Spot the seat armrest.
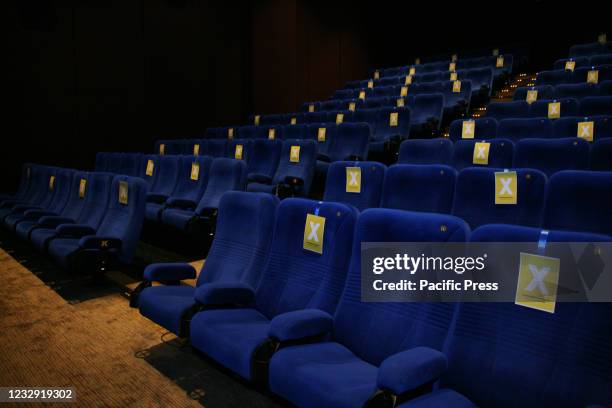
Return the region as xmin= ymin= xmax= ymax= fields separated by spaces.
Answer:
xmin=269 ymin=309 xmax=333 ymax=342
xmin=194 ymin=282 xmax=255 ymax=307
xmin=146 ymin=193 xmax=169 ymax=204
xmin=166 ymin=197 xmax=197 ymax=209
xmin=38 ymin=216 xmax=75 ymax=228
xmin=78 ymin=235 xmax=122 ymax=250
xmin=143 ymin=263 xmax=197 ymax=282
xmin=377 ymin=347 xmax=447 ymax=396
xmin=55 ymin=224 xmax=97 ymax=238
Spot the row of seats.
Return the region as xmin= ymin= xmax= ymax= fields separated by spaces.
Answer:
xmin=397 ymin=137 xmax=611 ymax=175
xmin=554 ymin=53 xmax=612 ymax=70
xmin=569 ymin=40 xmax=612 ymax=57
xmin=134 ymin=188 xmax=611 ymax=408
xmin=485 ymin=96 xmax=612 ymax=119
xmin=515 ymin=80 xmax=612 ymax=101
xmin=323 ymin=161 xmax=612 ymax=233
xmin=536 ymin=64 xmax=611 ymax=86
xmin=448 ymin=115 xmax=612 ymax=142
xmin=0 ymin=164 xmax=146 ymax=271
xmin=343 ymin=67 xmax=494 ymax=98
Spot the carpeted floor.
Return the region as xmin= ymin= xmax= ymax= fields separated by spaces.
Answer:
xmin=0 ymin=246 xmax=284 ymax=408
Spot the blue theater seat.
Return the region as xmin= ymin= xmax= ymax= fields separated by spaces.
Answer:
xmin=140 ymin=155 xmax=160 ymax=190
xmin=452 ymin=167 xmax=546 ymax=228
xmin=247 ymin=140 xmax=316 ymax=198
xmin=322 ymin=161 xmax=385 ymax=211
xmin=571 ymin=65 xmax=612 ymax=84
xmin=227 ymin=139 xmax=253 ymax=163
xmin=1 ymin=166 xmax=57 ymax=222
xmin=513 ymin=138 xmax=590 ymax=177
xmin=513 ymin=85 xmax=555 ymax=102
xmin=600 ymin=80 xmax=612 ymax=95
xmin=329 ymin=123 xmax=370 ymax=161
xmin=590 ymin=54 xmax=612 ymax=66
xmin=137 ymin=192 xmax=278 ymax=336
xmin=543 ymin=170 xmax=612 ymax=236
xmin=590 ymin=138 xmax=612 ymax=170
xmin=154 ymin=156 xmax=213 ymax=222
xmin=410 ymin=93 xmax=444 ymax=133
xmin=451 ymin=139 xmax=514 ymax=170
xmin=30 ymin=172 xmax=113 ymax=251
xmin=308 ymin=124 xmax=336 ymax=162
xmin=579 ymin=96 xmax=612 ymax=116
xmin=281 ymin=124 xmax=308 ymax=140
xmin=529 ymin=98 xmax=579 ymax=118
xmin=570 ymin=41 xmax=612 ymax=57
xmin=303 ymin=112 xmax=330 ymax=124
xmin=189 ymin=198 xmax=358 ymax=381
xmin=381 ymin=164 xmax=456 ymax=213
xmin=0 ymin=164 xmax=35 ymax=205
xmin=13 ymin=169 xmax=75 ymax=239
xmin=350 ymin=108 xmax=379 ymax=128
xmin=236 ymin=126 xmax=259 ymax=139
xmin=398 ymin=139 xmax=453 ymax=165
xmin=122 ymin=153 xmax=144 ymax=177
xmin=247 ymin=139 xmax=282 ymax=184
xmin=449 ymin=118 xmax=498 ymax=141
xmin=497 ymin=118 xmax=553 ymax=141
xmin=536 ymin=69 xmax=571 ymax=86
xmin=268 ymin=208 xmax=469 ymax=408
xmin=486 ymin=101 xmax=529 ymax=120
xmin=371 ymin=107 xmax=410 ymax=153
xmin=553 ymin=115 xmax=612 ymax=139
xmin=144 ymin=156 xmax=180 ymax=222
xmin=161 ymin=158 xmax=246 ymax=232
xmin=203 ymin=139 xmax=228 ymax=157
xmin=47 ymin=175 xmax=147 ymax=271
xmin=553 ymin=57 xmax=589 ymax=70
xmin=458 ymin=67 xmax=494 ymax=97
xmin=94 ymin=153 xmax=108 ymax=172
xmin=555 ymin=83 xmax=599 ymax=99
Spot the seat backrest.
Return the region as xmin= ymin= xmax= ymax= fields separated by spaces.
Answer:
xmin=411 ymin=93 xmax=444 ymax=124
xmin=536 ymin=69 xmax=571 ymax=86
xmin=449 ymin=118 xmax=498 ymax=142
xmin=96 ymin=175 xmax=148 ymax=263
xmin=571 ymin=65 xmax=611 ymax=84
xmin=227 ymin=139 xmax=253 ymax=164
xmin=579 ymin=95 xmax=612 ymax=116
xmin=46 ymin=168 xmax=73 ymax=214
xmin=555 ymin=83 xmax=599 ymax=99
xmin=590 ymin=138 xmax=612 ymax=171
xmin=196 ymin=158 xmax=247 ymax=213
xmin=381 ymin=164 xmax=456 ymax=213
xmin=513 ymin=85 xmax=555 ymax=102
xmin=196 ymin=192 xmax=279 ymax=287
xmin=375 ymin=107 xmax=411 ymax=140
xmin=236 ymin=126 xmax=259 ymax=139
xmin=303 ymin=112 xmax=329 ymax=124
xmin=254 ymin=198 xmax=358 ymax=319
xmin=150 ymin=155 xmax=180 ymax=196
xmin=513 ymin=138 xmax=590 ymax=177
xmin=553 ymin=57 xmax=589 ymax=70
xmin=543 ymin=170 xmax=612 ymax=236
xmin=485 ymin=101 xmax=529 ymax=120
xmin=332 ymin=208 xmax=469 ymax=366
xmin=330 ymin=123 xmax=370 ymax=161
xmin=529 ymin=98 xmax=579 ymax=118
xmin=452 ymin=139 xmax=514 ymax=170
xmin=350 ymin=108 xmax=379 ymax=128
xmin=442 ymin=80 xmax=472 ymax=107
xmin=140 ymin=155 xmax=160 ymax=189
xmin=59 ymin=171 xmax=90 ymax=220
xmin=76 ymin=172 xmax=113 ymax=228
xmin=272 ymin=140 xmax=317 ymax=196
xmin=36 ymin=167 xmax=60 ymax=208
xmin=497 ymin=118 xmax=553 ymax=141
xmin=553 ymin=115 xmax=612 ymax=140
xmin=398 ymin=138 xmax=453 ymax=165
xmin=204 ymin=139 xmax=228 ymax=157
xmin=452 ymin=167 xmax=546 ymax=228
xmin=122 ymin=153 xmax=143 ymax=177
xmin=95 ymin=153 xmax=108 ymax=172
xmin=171 ymin=155 xmax=213 ymax=203
xmin=590 ymin=53 xmax=612 ymax=66
xmin=600 ymin=80 xmax=612 ymax=96
xmin=323 ymin=161 xmax=385 ymax=211
xmin=307 ymin=123 xmax=336 ymax=158
xmin=248 ymin=139 xmax=282 ymax=180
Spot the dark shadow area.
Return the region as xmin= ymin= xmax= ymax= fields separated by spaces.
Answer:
xmin=137 ymin=338 xmax=285 ymax=408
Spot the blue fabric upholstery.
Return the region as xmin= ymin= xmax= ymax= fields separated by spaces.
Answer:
xmin=543 ymin=170 xmax=612 ymax=236
xmin=529 ymin=98 xmax=579 ymax=118
xmin=139 ymin=192 xmax=278 ymax=335
xmin=449 ymin=118 xmax=498 ymax=141
xmin=410 ymin=94 xmax=444 ymax=131
xmin=381 ymin=164 xmax=456 ymax=213
xmin=553 ymin=57 xmax=589 ymax=70
xmin=513 ymin=138 xmax=590 ymax=176
xmin=497 ymin=118 xmax=553 ymax=141
xmin=452 ymin=139 xmax=514 ymax=170
xmin=536 ymin=69 xmax=571 ymax=86
xmin=268 ymin=309 xmax=334 ymax=342
xmin=579 ymin=96 xmax=612 ymax=116
xmin=452 ymin=167 xmax=546 ymax=228
xmin=193 ymin=158 xmax=246 ymax=214
xmin=590 ymin=138 xmax=612 ymax=170
xmin=194 ymin=282 xmax=256 ymax=306
xmin=513 ymin=85 xmax=555 ymax=101
xmin=486 ymin=101 xmax=529 ymax=120
xmin=190 ymin=199 xmax=358 ymax=380
xmin=377 ymin=347 xmax=447 ymax=395
xmin=556 ymin=83 xmax=599 ymax=99
xmin=247 ymin=139 xmax=282 ymax=184
xmin=332 ymin=123 xmax=370 ymax=160
xmin=268 ymin=208 xmax=469 ymax=408
xmin=553 ymin=115 xmax=612 ymax=140
xmin=398 ymin=139 xmax=453 ymax=164
xmin=323 ymin=161 xmax=385 ymax=211
xmin=164 ymin=155 xmax=213 ymax=211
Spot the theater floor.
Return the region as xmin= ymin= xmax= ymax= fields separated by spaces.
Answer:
xmin=0 ymin=247 xmax=283 ymax=408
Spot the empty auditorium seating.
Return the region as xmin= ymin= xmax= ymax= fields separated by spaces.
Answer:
xmin=513 ymin=138 xmax=589 ymax=176
xmin=189 ymin=198 xmax=358 ymax=380
xmin=555 ymin=83 xmax=599 ymax=99
xmin=248 ymin=140 xmax=316 ymax=198
xmin=448 ymin=118 xmax=498 ymax=141
xmin=553 ymin=57 xmax=589 ymax=70
xmin=486 ymin=101 xmax=529 ymax=119
xmin=47 ymin=175 xmax=147 ymax=271
xmin=0 ymin=163 xmax=33 ymax=203
xmin=397 ymin=139 xmax=453 ymax=165
xmin=590 ymin=138 xmax=612 ymax=171
xmin=161 ymin=158 xmax=246 ymax=233
xmin=553 ymin=115 xmax=612 ymax=140
xmin=268 ymin=208 xmax=469 ymax=408
xmin=203 ymin=139 xmax=228 ymax=157
xmin=497 ymin=118 xmax=552 ymax=141
xmin=579 ymin=96 xmax=612 ymax=116
xmin=246 ymin=139 xmax=282 ymax=184
xmin=570 ymin=41 xmax=612 ymax=57
xmin=452 ymin=167 xmax=546 ymax=228
xmin=322 ymin=161 xmax=385 ymax=211
xmin=572 ymin=65 xmax=611 ymax=83
xmin=409 ymin=93 xmax=445 ymax=134
xmin=30 ymin=172 xmax=114 ymax=252
xmin=137 ymin=192 xmax=278 ymax=336
xmin=144 ymin=155 xmax=180 ymax=221
xmin=529 ymin=98 xmax=579 ymax=118
xmin=370 ymin=107 xmax=410 ymax=153
xmin=536 ymin=69 xmax=572 ymax=86
xmin=381 ymin=164 xmax=457 ymax=213
xmin=513 ymin=85 xmax=555 ymax=102
xmin=326 ymin=123 xmax=370 ymax=162
xmin=451 ymin=139 xmax=514 ymax=170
